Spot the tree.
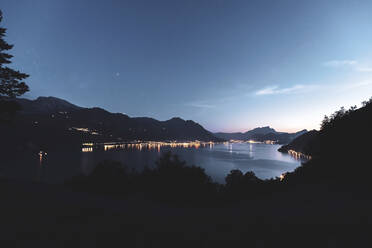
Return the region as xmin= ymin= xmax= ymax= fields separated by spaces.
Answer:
xmin=0 ymin=10 xmax=29 ymax=98
xmin=320 ymin=115 xmax=330 ymax=130
xmin=225 ymin=169 xmax=244 ymax=188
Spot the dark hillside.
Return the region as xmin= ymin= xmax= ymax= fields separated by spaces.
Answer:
xmin=283 ymin=98 xmax=372 ymax=185
xmin=1 ymin=96 xmax=221 ymax=152
xmin=278 ymin=130 xmax=320 ymax=156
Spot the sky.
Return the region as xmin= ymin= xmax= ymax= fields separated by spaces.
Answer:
xmin=1 ymin=0 xmax=372 ymax=133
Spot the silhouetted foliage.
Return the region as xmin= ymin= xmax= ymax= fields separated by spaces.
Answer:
xmin=67 ymin=160 xmax=131 ymax=195
xmin=283 ymin=96 xmax=372 ymax=186
xmin=147 ymin=152 xmax=217 ymax=203
xmin=90 ymin=160 xmax=128 ymax=192
xmin=225 ymin=169 xmax=244 ymax=188
xmin=67 ymin=152 xmax=220 ymax=204
xmin=0 ymin=10 xmax=29 ymax=98
xmin=223 ymin=169 xmax=268 ymax=200
xmin=0 ymin=10 xmax=29 ymax=122
xmin=0 ymin=99 xmax=21 ymax=121
xmin=320 ymin=98 xmax=371 ymax=131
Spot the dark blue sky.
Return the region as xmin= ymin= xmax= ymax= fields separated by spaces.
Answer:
xmin=2 ymin=0 xmax=372 ymax=132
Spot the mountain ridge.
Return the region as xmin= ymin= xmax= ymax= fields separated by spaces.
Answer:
xmin=8 ymin=96 xmax=222 ymax=145
xmin=8 ymin=96 xmax=309 ymax=146
xmin=15 ymin=96 xmax=82 ymax=114
xmin=214 ymin=127 xmax=307 ymax=144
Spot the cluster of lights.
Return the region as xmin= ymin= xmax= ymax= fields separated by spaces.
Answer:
xmin=81 ymin=139 xmax=279 ymax=153
xmin=263 ymin=140 xmax=276 ymax=144
xmin=71 ymin=127 xmax=90 ymax=132
xmin=229 ymin=139 xmax=277 ymax=144
xmin=82 ymin=141 xmax=215 ymax=153
xmin=82 ymin=147 xmax=93 ymax=152
xmin=70 ymin=127 xmax=100 ymax=135
xmin=38 ymin=151 xmax=47 ymax=164
xmin=287 ymin=149 xmax=312 ymax=160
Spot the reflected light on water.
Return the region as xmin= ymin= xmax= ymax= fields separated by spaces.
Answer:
xmin=287 ymin=149 xmax=312 ymax=160
xmin=38 ymin=151 xmax=47 ymax=165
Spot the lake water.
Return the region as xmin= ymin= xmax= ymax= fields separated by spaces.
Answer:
xmin=2 ymin=142 xmax=303 ymax=184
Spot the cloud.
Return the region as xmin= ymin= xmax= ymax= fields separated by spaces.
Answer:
xmin=255 ymin=86 xmax=279 ymax=95
xmin=344 ymin=80 xmax=372 ymax=90
xmin=323 ymin=60 xmax=372 ymax=73
xmin=184 ymin=101 xmax=215 ymax=108
xmin=356 ymin=67 xmax=372 ymax=72
xmin=255 ymin=84 xmax=315 ymax=96
xmin=323 ymin=60 xmax=357 ymax=67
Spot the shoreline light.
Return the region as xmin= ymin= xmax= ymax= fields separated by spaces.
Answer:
xmin=287 ymin=149 xmax=312 ymax=160
xmin=81 ymin=139 xmax=280 ymax=153
xmin=82 ymin=140 xmax=215 ymax=152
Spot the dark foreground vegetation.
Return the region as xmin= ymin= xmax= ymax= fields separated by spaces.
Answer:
xmin=2 ymin=153 xmax=372 ymax=247
xmin=281 ymin=97 xmax=372 ymax=188
xmin=65 ymin=152 xmax=282 ymax=206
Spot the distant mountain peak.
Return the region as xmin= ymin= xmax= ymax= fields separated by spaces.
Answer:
xmin=36 ymin=96 xmax=64 ymax=101
xmin=246 ymin=126 xmax=276 ymax=135
xmin=166 ymin=117 xmax=186 ymax=123
xmin=13 ymin=95 xmax=221 ymax=142
xmin=213 ymin=126 xmax=309 ymax=144
xmin=16 ymin=96 xmax=81 ymax=114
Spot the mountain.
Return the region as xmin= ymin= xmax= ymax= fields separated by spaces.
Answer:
xmin=246 ymin=126 xmax=277 ymax=136
xmin=214 ymin=127 xmax=307 ymax=144
xmin=251 ymin=129 xmax=308 ymax=144
xmin=1 ymin=96 xmax=222 ymax=151
xmin=15 ymin=96 xmax=82 ymax=114
xmin=214 ymin=126 xmax=276 ymax=140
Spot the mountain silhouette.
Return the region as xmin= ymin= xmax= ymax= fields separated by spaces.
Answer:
xmin=278 ymin=130 xmax=319 ymax=156
xmin=15 ymin=96 xmax=82 ymax=114
xmin=214 ymin=126 xmax=276 ymax=140
xmin=1 ymin=96 xmax=222 ymax=151
xmin=214 ymin=127 xmax=307 ymax=144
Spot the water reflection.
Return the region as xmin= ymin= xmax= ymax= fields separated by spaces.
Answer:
xmin=1 ymin=142 xmax=305 ymax=184
xmin=79 ymin=142 xmax=304 ymax=183
xmin=287 ymin=149 xmax=312 ymax=160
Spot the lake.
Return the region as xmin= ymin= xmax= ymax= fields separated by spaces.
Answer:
xmin=2 ymin=142 xmax=303 ymax=184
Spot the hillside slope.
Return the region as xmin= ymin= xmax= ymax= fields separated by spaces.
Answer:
xmin=283 ymin=98 xmax=372 ymax=185
xmin=278 ymin=130 xmax=319 ymax=156
xmin=1 ymin=96 xmax=222 ymax=151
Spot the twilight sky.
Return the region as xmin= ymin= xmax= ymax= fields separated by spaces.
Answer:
xmin=1 ymin=0 xmax=372 ymax=132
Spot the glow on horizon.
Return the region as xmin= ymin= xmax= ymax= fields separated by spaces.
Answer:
xmin=205 ymin=78 xmax=372 ymax=133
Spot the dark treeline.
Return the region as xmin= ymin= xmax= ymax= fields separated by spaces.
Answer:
xmin=0 ymin=10 xmax=29 ymax=122
xmin=281 ymin=97 xmax=372 ymax=187
xmin=66 ymin=151 xmax=283 ymax=205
